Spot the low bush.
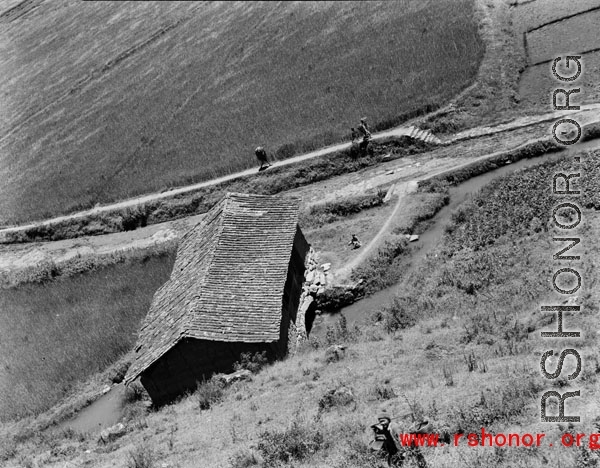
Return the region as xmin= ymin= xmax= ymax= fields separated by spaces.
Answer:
xmin=110 ymin=360 xmax=131 ymax=384
xmin=123 ymin=382 xmax=147 ymax=404
xmin=233 ymin=351 xmax=268 ymax=374
xmin=368 ymin=384 xmax=396 ymax=401
xmin=127 ymin=443 xmax=156 ymax=468
xmin=256 ymin=419 xmax=326 ymax=465
xmin=196 ymin=377 xmax=225 ymax=410
xmin=378 ymin=295 xmax=420 ymax=333
xmin=229 ymin=448 xmax=261 ymax=468
xmin=318 ymin=387 xmax=356 ymax=413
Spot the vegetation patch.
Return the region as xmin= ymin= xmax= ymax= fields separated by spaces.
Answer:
xmin=255 ymin=419 xmax=326 ymax=466
xmin=299 ymin=191 xmax=386 ymax=229
xmin=0 ymin=253 xmax=175 ymax=422
xmin=441 ymin=155 xmax=599 ymax=254
xmin=0 ymin=242 xmax=176 ymax=289
xmin=418 ymin=138 xmax=563 ymax=192
xmin=196 ymin=377 xmax=225 ymax=411
xmin=350 ymin=236 xmax=409 ymax=296
xmin=233 ymin=351 xmax=268 ymax=374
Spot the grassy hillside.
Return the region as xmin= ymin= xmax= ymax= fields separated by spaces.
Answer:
xmin=4 ymin=150 xmax=598 ymax=467
xmin=0 ymin=0 xmax=484 ymax=225
xmin=0 ymin=252 xmax=175 ymax=421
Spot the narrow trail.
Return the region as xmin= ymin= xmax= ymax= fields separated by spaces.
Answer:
xmin=333 ymin=181 xmax=418 ymax=281
xmin=1 ymin=105 xmax=598 ymax=240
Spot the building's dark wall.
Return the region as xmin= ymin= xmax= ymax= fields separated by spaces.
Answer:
xmin=141 ymin=339 xmax=277 ymax=405
xmin=278 ymin=227 xmax=309 ymax=356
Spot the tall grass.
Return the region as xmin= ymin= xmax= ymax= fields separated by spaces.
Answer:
xmin=0 ymin=0 xmax=484 ymax=225
xmin=0 ymin=253 xmax=175 ymax=421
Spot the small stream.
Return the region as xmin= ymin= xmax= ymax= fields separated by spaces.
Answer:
xmin=311 ymin=139 xmax=599 ymax=337
xmin=58 ymin=384 xmax=127 ymax=434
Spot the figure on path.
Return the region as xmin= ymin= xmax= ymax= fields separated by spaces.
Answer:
xmin=255 ymin=146 xmax=271 ymax=171
xmin=348 ymin=234 xmax=362 ymax=249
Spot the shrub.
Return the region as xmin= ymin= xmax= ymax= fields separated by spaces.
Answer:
xmin=110 ymin=360 xmax=131 ymax=384
xmin=233 ymin=351 xmax=268 ymax=374
xmin=379 ymin=295 xmax=419 ymax=333
xmin=127 ymin=443 xmax=156 ymax=468
xmin=229 ymin=448 xmax=261 ymax=468
xmin=256 ymin=420 xmax=326 ymax=464
xmin=196 ymin=377 xmax=225 ymax=410
xmin=123 ymin=382 xmax=147 ymax=404
xmin=368 ymin=384 xmax=396 ymax=401
xmin=318 ymin=387 xmax=356 ymax=413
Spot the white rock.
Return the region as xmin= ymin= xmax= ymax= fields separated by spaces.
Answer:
xmin=101 ymin=385 xmax=111 ymax=395
xmin=99 ymin=423 xmax=126 ymax=443
xmin=217 ymin=369 xmax=252 ymax=385
xmin=322 ymin=263 xmax=331 ymax=271
xmin=305 ymin=271 xmax=315 ymax=282
xmin=409 ymin=234 xmax=419 ymax=242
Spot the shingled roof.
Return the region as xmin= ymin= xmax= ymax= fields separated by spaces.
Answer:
xmin=124 ymin=192 xmax=302 ymax=384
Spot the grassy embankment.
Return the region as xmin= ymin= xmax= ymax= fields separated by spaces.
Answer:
xmin=0 ymin=0 xmax=483 ymax=226
xmin=0 ymin=253 xmax=175 ymax=422
xmin=4 ymin=137 xmax=434 ymax=243
xmin=5 ymin=149 xmax=598 ymax=468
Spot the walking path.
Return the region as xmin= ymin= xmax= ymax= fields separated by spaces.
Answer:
xmin=3 ymin=103 xmax=598 ymax=238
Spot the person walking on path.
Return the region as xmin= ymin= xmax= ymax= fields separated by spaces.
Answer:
xmin=358 ymin=117 xmax=372 ymax=152
xmin=358 ymin=117 xmax=371 ymax=141
xmin=255 ymin=146 xmax=271 ymax=171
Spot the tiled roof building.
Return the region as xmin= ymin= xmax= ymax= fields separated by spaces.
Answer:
xmin=124 ymin=192 xmax=309 ymax=404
